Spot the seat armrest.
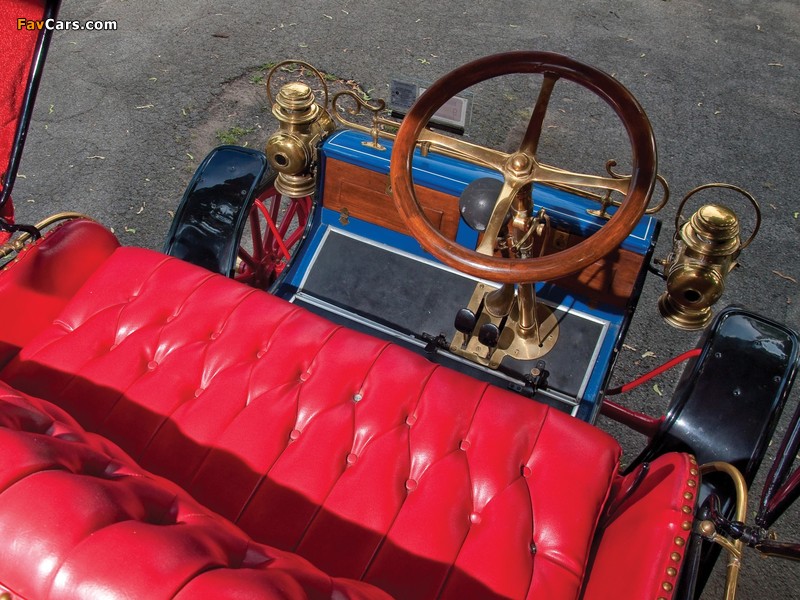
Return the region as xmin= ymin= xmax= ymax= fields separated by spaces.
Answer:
xmin=581 ymin=452 xmax=699 ymax=600
xmin=0 ymin=219 xmax=118 ymax=366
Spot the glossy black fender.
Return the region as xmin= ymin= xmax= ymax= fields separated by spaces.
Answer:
xmin=634 ymin=306 xmax=798 ymax=485
xmin=631 ymin=306 xmax=799 ymax=597
xmin=164 ymin=145 xmax=271 ymax=276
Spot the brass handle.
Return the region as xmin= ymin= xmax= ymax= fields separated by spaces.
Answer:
xmin=675 ymin=183 xmax=761 ymax=250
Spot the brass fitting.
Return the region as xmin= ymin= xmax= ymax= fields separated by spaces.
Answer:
xmin=658 ymin=184 xmax=760 ymax=330
xmin=265 ymin=76 xmax=335 ymax=198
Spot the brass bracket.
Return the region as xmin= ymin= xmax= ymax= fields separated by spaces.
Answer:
xmin=331 ymin=91 xmax=401 ymax=151
xmin=585 ymin=159 xmax=670 ymax=219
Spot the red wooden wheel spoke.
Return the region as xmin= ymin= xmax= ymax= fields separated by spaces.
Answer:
xmin=233 ymin=185 xmax=312 ymax=289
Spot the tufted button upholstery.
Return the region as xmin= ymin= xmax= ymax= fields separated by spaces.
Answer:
xmin=0 ymin=384 xmax=389 ymax=599
xmin=2 ymin=246 xmax=623 ymax=598
xmin=0 ymin=224 xmax=698 ymax=599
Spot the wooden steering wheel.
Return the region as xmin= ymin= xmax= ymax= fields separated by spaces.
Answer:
xmin=390 ymin=51 xmax=657 ymax=284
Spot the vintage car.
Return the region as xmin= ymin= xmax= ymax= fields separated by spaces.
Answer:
xmin=1 ymin=0 xmax=798 ymax=598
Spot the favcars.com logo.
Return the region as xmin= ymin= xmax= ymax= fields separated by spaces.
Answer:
xmin=17 ymin=18 xmax=118 ymax=31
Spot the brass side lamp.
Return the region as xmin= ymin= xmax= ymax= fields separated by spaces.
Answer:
xmin=658 ymin=184 xmax=760 ymax=330
xmin=264 ymin=61 xmax=335 ymax=198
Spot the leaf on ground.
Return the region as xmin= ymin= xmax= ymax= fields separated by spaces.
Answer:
xmin=642 ymin=351 xmax=656 ymax=359
xmin=124 ymin=226 xmax=136 ymax=234
xmin=653 ymin=383 xmax=663 ymax=397
xmin=773 ymin=270 xmax=798 ymax=283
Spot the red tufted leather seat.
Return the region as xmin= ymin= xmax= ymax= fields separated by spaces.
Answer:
xmin=0 ymin=384 xmax=389 ymax=599
xmin=0 ymin=220 xmax=698 ymax=599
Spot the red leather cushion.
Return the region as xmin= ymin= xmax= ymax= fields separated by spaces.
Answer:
xmin=0 ymin=382 xmax=389 ymax=599
xmin=0 ymin=219 xmax=119 ymax=366
xmin=2 ymin=246 xmax=623 ymax=599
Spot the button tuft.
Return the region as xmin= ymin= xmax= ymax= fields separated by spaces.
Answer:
xmin=289 ymin=429 xmax=301 ymax=441
xmin=405 ymin=479 xmax=418 ymax=491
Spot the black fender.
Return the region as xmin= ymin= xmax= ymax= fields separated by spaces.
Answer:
xmin=631 ymin=305 xmax=799 ymax=597
xmin=164 ymin=145 xmax=271 ymax=276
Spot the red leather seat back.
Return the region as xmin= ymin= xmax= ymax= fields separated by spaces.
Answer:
xmin=3 ymin=246 xmax=623 ymax=599
xmin=0 ymin=0 xmax=50 ymax=227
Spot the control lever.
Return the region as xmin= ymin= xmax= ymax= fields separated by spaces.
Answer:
xmin=454 ymin=308 xmax=477 ymax=349
xmin=478 ymin=323 xmax=500 ymax=348
xmin=454 ymin=308 xmax=477 ymax=334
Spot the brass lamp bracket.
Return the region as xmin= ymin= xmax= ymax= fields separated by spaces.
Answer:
xmin=331 ymin=91 xmax=396 ymax=151
xmin=585 ymin=159 xmax=670 ymax=219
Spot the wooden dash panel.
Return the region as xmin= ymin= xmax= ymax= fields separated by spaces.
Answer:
xmin=321 ymin=158 xmax=647 ymax=308
xmin=322 ymin=158 xmax=461 ymax=240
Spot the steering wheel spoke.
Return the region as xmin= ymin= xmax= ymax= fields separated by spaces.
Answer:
xmin=417 ymin=128 xmax=509 ymax=172
xmin=476 ymin=180 xmax=523 ymax=255
xmin=533 ymin=162 xmax=631 ymax=195
xmin=519 ymin=73 xmax=559 ymax=156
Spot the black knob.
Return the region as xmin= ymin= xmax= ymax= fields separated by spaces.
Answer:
xmin=459 ymin=177 xmax=508 ymax=232
xmin=478 ymin=323 xmax=501 ymax=348
xmin=454 ymin=308 xmax=477 ymax=335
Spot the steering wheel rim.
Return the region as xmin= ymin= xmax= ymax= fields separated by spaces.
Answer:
xmin=390 ymin=51 xmax=657 ymax=284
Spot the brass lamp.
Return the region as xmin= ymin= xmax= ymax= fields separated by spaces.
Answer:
xmin=264 ymin=62 xmax=335 ymax=198
xmin=658 ymin=183 xmax=760 ymax=330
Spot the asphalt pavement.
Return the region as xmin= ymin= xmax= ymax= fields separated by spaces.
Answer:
xmin=11 ymin=0 xmax=800 ymax=598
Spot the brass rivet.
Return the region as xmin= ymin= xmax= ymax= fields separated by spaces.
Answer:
xmin=682 ymin=521 xmax=692 ymax=531
xmin=662 ymin=582 xmax=674 ymax=592
xmin=682 ymin=505 xmax=692 ymax=514
xmin=671 ymin=552 xmax=681 ymax=562
xmin=690 ymin=468 xmax=699 ymax=476
xmin=688 ymin=479 xmax=697 ymax=487
xmin=684 ymin=492 xmax=694 ymax=500
xmin=675 ymin=536 xmax=685 ymax=546
xmin=667 ymin=567 xmax=678 ymax=577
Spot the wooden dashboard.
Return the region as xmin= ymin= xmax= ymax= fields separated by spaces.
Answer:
xmin=321 ymin=157 xmax=648 ymax=309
